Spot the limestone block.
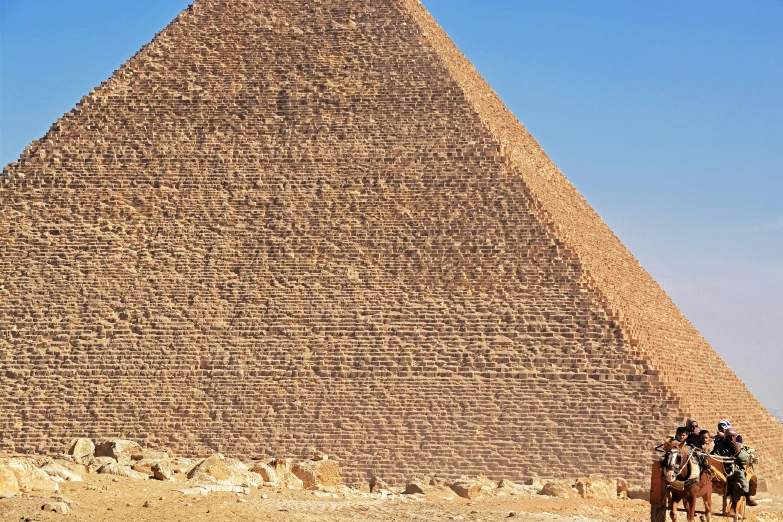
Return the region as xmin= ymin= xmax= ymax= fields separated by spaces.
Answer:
xmin=404 ymin=475 xmax=431 ymax=495
xmin=249 ymin=461 xmax=278 ymax=485
xmin=40 ymin=461 xmax=83 ymax=482
xmin=131 ymin=458 xmax=168 ymax=476
xmin=87 ymin=456 xmax=117 ymax=473
xmin=450 ymin=478 xmax=483 ymax=499
xmin=539 ymin=480 xmax=576 ymax=499
xmin=268 ymin=458 xmax=304 ymax=490
xmin=576 ymin=474 xmax=617 ymax=499
xmin=3 ymin=458 xmax=58 ymax=493
xmin=94 ymin=438 xmax=143 ymax=464
xmin=187 ymin=454 xmax=263 ymax=488
xmin=368 ymin=475 xmax=390 ymax=493
xmin=98 ymin=462 xmax=149 ymax=480
xmin=68 ymin=438 xmax=95 ymax=459
xmin=292 ymin=459 xmax=342 ymax=490
xmin=153 ymin=461 xmax=175 ymax=481
xmin=0 ymin=462 xmax=20 ymax=497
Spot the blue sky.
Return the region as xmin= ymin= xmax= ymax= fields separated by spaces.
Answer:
xmin=1 ymin=1 xmax=781 ymax=413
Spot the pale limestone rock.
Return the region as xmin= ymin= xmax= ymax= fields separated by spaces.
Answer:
xmin=68 ymin=438 xmax=95 ymax=458
xmin=404 ymin=475 xmax=431 ymax=495
xmin=249 ymin=461 xmax=278 ymax=485
xmin=576 ymin=474 xmax=617 ymax=499
xmin=131 ymin=458 xmax=165 ymax=476
xmin=153 ymin=461 xmax=174 ymax=481
xmin=539 ymin=479 xmax=576 ymax=499
xmin=40 ymin=461 xmax=83 ymax=482
xmin=187 ymin=454 xmax=263 ymax=488
xmin=450 ymin=478 xmax=483 ymax=499
xmin=0 ymin=462 xmax=20 ymax=497
xmin=41 ymin=501 xmax=69 ymax=514
xmin=369 ymin=475 xmax=390 ymax=493
xmin=97 ymin=461 xmax=149 ymax=480
xmin=87 ymin=456 xmax=116 ymax=473
xmin=268 ymin=458 xmax=304 ymax=490
xmin=4 ymin=458 xmax=59 ymax=493
xmin=131 ymin=450 xmax=169 ymax=461
xmin=94 ymin=438 xmax=142 ymax=464
xmin=292 ymin=459 xmax=342 ymax=490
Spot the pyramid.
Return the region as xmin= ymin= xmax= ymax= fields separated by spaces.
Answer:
xmin=2 ymin=0 xmax=781 ymax=484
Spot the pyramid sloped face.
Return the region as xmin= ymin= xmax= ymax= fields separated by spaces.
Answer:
xmin=2 ymin=0 xmax=781 ymax=483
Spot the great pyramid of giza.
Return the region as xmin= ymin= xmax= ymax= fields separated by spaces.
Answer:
xmin=2 ymin=0 xmax=781 ymax=485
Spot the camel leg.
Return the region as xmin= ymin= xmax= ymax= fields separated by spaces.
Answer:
xmin=703 ymin=492 xmax=711 ymax=522
xmin=686 ymin=498 xmax=696 ymax=522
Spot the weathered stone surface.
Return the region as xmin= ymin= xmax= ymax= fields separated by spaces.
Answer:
xmin=3 ymin=458 xmax=58 ymax=493
xmin=131 ymin=450 xmax=170 ymax=462
xmin=250 ymin=462 xmax=278 ymax=485
xmin=153 ymin=461 xmax=175 ymax=481
xmin=369 ymin=475 xmax=390 ymax=493
xmin=292 ymin=459 xmax=342 ymax=490
xmin=94 ymin=439 xmax=143 ymax=464
xmin=267 ymin=459 xmax=304 ymax=490
xmin=576 ymin=474 xmax=617 ymax=499
xmin=87 ymin=456 xmax=117 ymax=473
xmin=450 ymin=479 xmax=482 ymax=500
xmin=404 ymin=476 xmax=432 ymax=495
xmin=41 ymin=501 xmax=69 ymax=514
xmin=0 ymin=463 xmax=20 ymax=497
xmin=98 ymin=462 xmax=149 ymax=480
xmin=40 ymin=461 xmax=83 ymax=482
xmin=187 ymin=454 xmax=263 ymax=488
xmin=131 ymin=458 xmax=170 ymax=477
xmin=68 ymin=438 xmax=95 ymax=459
xmin=539 ymin=480 xmax=576 ymax=499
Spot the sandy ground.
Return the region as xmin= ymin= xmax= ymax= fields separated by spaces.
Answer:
xmin=2 ymin=473 xmax=783 ymax=522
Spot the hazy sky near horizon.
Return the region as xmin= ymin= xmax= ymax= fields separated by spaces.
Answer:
xmin=1 ymin=2 xmax=781 ymax=413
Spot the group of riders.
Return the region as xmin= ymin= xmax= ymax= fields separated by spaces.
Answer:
xmin=661 ymin=418 xmax=758 ymax=514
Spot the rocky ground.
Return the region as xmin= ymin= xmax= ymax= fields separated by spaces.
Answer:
xmin=2 ymin=438 xmax=782 ymax=522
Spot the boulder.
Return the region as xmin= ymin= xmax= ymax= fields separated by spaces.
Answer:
xmin=68 ymin=438 xmax=95 ymax=458
xmin=98 ymin=462 xmax=149 ymax=480
xmin=131 ymin=450 xmax=169 ymax=462
xmin=250 ymin=462 xmax=278 ymax=485
xmin=87 ymin=456 xmax=117 ymax=473
xmin=40 ymin=461 xmax=83 ymax=482
xmin=187 ymin=454 xmax=263 ymax=488
xmin=539 ymin=479 xmax=576 ymax=499
xmin=369 ymin=475 xmax=390 ymax=493
xmin=404 ymin=475 xmax=431 ymax=495
xmin=41 ymin=501 xmax=69 ymax=514
xmin=131 ymin=458 xmax=167 ymax=476
xmin=524 ymin=477 xmax=545 ymax=491
xmin=292 ymin=459 xmax=342 ymax=490
xmin=450 ymin=479 xmax=483 ymax=500
xmin=576 ymin=474 xmax=617 ymax=499
xmin=153 ymin=461 xmax=175 ymax=481
xmin=94 ymin=438 xmax=142 ymax=464
xmin=0 ymin=462 xmax=20 ymax=497
xmin=4 ymin=458 xmax=59 ymax=493
xmin=267 ymin=458 xmax=304 ymax=490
